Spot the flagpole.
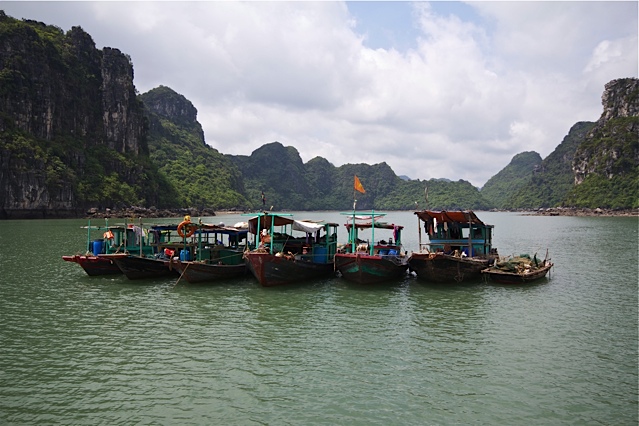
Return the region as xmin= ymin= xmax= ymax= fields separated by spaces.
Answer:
xmin=352 ymin=176 xmax=357 ymax=253
xmin=352 ymin=175 xmax=367 ymax=253
xmin=352 ymin=185 xmax=356 ymax=253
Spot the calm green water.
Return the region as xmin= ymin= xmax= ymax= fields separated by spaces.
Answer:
xmin=1 ymin=212 xmax=637 ymax=425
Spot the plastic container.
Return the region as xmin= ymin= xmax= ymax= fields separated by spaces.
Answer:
xmin=313 ymin=246 xmax=328 ymax=263
xmin=180 ymin=249 xmax=191 ymax=261
xmin=387 ymin=249 xmax=398 ymax=256
xmin=92 ymin=239 xmax=104 ymax=255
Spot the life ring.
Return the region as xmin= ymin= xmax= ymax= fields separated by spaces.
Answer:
xmin=177 ymin=220 xmax=196 ymax=238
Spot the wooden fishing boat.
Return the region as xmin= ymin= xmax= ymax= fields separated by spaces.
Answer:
xmin=170 ymin=259 xmax=247 ymax=283
xmin=109 ymin=219 xmax=214 ymax=280
xmin=112 ymin=254 xmax=179 ymax=280
xmin=62 ymin=253 xmax=122 ymax=276
xmin=408 ymin=210 xmax=498 ymax=283
xmin=481 ymin=254 xmax=553 ymax=284
xmin=334 ymin=211 xmax=409 ymax=284
xmin=62 ymin=219 xmax=166 ymax=276
xmin=243 ymin=212 xmax=339 ymax=286
xmin=409 ymin=252 xmax=492 ymax=283
xmin=169 ymin=222 xmax=249 ymax=283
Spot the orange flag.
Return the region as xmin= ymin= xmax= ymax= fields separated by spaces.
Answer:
xmin=354 ymin=175 xmax=366 ymax=193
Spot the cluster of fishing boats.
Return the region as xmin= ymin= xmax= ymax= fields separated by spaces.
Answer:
xmin=63 ymin=210 xmax=553 ymax=286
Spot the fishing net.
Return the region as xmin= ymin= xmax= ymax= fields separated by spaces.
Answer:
xmin=494 ymin=254 xmax=542 ymax=273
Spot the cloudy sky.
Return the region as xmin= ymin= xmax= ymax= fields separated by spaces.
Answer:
xmin=2 ymin=1 xmax=637 ymax=187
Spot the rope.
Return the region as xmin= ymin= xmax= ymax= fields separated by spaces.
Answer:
xmin=172 ymin=261 xmax=190 ymax=288
xmin=211 ymin=251 xmax=244 ymax=262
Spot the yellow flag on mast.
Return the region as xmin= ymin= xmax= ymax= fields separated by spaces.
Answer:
xmin=354 ymin=175 xmax=366 ymax=194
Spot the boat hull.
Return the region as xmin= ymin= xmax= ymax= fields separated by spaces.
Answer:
xmin=408 ymin=252 xmax=490 ymax=283
xmin=112 ymin=255 xmax=179 ymax=280
xmin=334 ymin=253 xmax=408 ymax=284
xmin=62 ymin=255 xmax=122 ymax=276
xmin=170 ymin=259 xmax=247 ymax=283
xmin=482 ymin=263 xmax=553 ymax=284
xmin=244 ymin=252 xmax=335 ymax=287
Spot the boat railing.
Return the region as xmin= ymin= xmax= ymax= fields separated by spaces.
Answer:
xmin=419 ymin=240 xmax=492 ymax=255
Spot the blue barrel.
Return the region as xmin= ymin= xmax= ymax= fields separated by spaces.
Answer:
xmin=313 ymin=246 xmax=328 ymax=263
xmin=388 ymin=249 xmax=398 ymax=256
xmin=379 ymin=249 xmax=388 ymax=256
xmin=92 ymin=239 xmax=104 ymax=255
xmin=180 ymin=249 xmax=191 ymax=261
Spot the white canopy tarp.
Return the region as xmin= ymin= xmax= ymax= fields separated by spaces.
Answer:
xmin=292 ymin=220 xmax=325 ymax=234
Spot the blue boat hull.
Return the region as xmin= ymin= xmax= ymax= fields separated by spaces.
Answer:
xmin=334 ymin=253 xmax=408 ymax=284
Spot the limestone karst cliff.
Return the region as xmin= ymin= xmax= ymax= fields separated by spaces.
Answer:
xmin=572 ymin=78 xmax=638 ymax=185
xmin=0 ymin=13 xmax=156 ymax=218
xmin=566 ymin=78 xmax=638 ymax=208
xmin=1 ymin=11 xmax=636 ymax=218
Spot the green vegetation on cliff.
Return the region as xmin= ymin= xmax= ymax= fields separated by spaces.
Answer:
xmin=140 ymin=86 xmax=250 ymax=210
xmin=480 ymin=151 xmax=542 ymax=208
xmin=228 ymin=142 xmax=494 ymax=211
xmin=507 ymin=122 xmax=596 ymax=209
xmin=564 ymin=115 xmax=639 ymax=208
xmin=0 ymin=13 xmax=169 ymax=214
xmin=1 ymin=12 xmax=636 ymax=217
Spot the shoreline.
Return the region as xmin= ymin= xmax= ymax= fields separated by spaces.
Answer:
xmin=1 ymin=206 xmax=637 ymax=220
xmin=521 ymin=207 xmax=638 ymax=217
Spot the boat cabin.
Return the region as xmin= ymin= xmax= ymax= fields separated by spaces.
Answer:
xmin=87 ymin=219 xmax=249 ymax=264
xmin=246 ymin=212 xmax=338 ymax=264
xmin=415 ymin=210 xmax=495 ymax=257
xmin=188 ymin=223 xmax=248 ymax=265
xmin=340 ymin=211 xmax=404 ymax=257
xmin=86 ymin=220 xmax=174 ymax=258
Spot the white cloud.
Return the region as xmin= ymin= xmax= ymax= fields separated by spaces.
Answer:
xmin=1 ymin=1 xmax=637 ymax=187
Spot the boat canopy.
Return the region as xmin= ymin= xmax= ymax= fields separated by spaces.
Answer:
xmin=344 ymin=221 xmax=402 ymax=231
xmin=414 ymin=210 xmax=486 ymax=225
xmin=340 ymin=211 xmax=400 ymax=231
xmin=247 ymin=214 xmax=336 ymax=235
xmin=196 ymin=223 xmax=248 ymax=235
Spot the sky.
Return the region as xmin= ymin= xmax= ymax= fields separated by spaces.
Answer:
xmin=1 ymin=1 xmax=637 ymax=188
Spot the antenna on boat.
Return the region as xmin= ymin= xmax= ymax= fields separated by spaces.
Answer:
xmin=350 ymin=199 xmax=357 ymax=253
xmin=139 ymin=217 xmax=143 ymax=257
xmin=424 ymin=186 xmax=428 ymax=209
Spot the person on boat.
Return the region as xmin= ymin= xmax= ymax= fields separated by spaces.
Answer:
xmin=260 ymin=229 xmax=271 ymax=245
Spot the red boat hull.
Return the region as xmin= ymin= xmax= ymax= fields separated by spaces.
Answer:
xmin=244 ymin=252 xmax=335 ymax=287
xmin=334 ymin=253 xmax=408 ymax=284
xmin=408 ymin=252 xmax=491 ymax=283
xmin=62 ymin=255 xmax=122 ymax=276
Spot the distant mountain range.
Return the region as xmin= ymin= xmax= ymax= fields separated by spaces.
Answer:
xmin=0 ymin=13 xmax=636 ymax=218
